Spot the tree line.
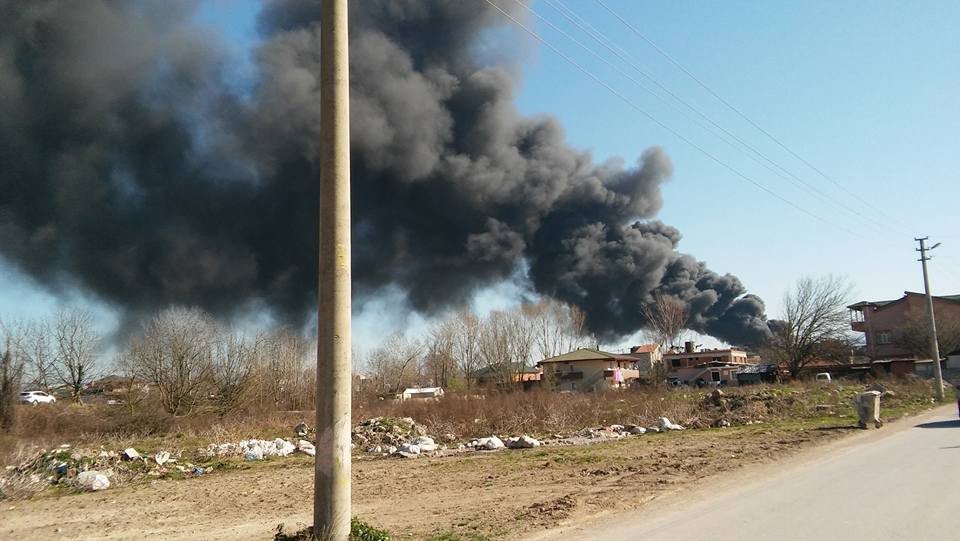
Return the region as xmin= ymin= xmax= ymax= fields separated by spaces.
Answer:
xmin=362 ymin=299 xmax=591 ymax=395
xmin=1 ymin=307 xmax=317 ymax=423
xmin=0 ymin=299 xmax=591 ymax=425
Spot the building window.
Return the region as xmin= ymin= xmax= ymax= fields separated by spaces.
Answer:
xmin=672 ymin=359 xmax=681 ymax=368
xmin=877 ymin=331 xmax=892 ymax=345
xmin=712 ymin=371 xmax=721 ymax=382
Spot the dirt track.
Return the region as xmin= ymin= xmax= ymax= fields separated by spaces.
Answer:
xmin=2 ymin=420 xmax=852 ymax=540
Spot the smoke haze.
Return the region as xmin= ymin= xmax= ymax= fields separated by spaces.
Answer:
xmin=0 ymin=0 xmax=771 ymax=346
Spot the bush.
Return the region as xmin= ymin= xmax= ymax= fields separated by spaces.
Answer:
xmin=273 ymin=518 xmax=390 ymax=541
xmin=0 ymin=349 xmax=23 ymax=431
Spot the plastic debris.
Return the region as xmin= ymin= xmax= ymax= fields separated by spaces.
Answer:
xmin=412 ymin=436 xmax=437 ymax=452
xmin=296 ymin=440 xmax=316 ymax=457
xmin=470 ymin=436 xmax=505 ymax=451
xmin=76 ymin=471 xmax=110 ymax=491
xmin=154 ymin=451 xmax=171 ymax=466
xmin=656 ymin=417 xmax=685 ymax=431
xmin=505 ymin=436 xmax=541 ymax=449
xmin=393 ymin=443 xmax=421 ymax=458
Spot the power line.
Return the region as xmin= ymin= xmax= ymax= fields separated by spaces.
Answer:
xmin=523 ymin=0 xmax=890 ymax=236
xmin=930 ymin=254 xmax=960 ymax=285
xmin=484 ymin=0 xmax=857 ymax=235
xmin=594 ymin=0 xmax=915 ymax=234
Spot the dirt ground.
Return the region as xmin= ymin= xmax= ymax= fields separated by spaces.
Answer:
xmin=0 ymin=414 xmax=889 ymax=541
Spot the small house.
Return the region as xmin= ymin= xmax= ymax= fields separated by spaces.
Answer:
xmin=537 ymin=348 xmax=640 ymax=392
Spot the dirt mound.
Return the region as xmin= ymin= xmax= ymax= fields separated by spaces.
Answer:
xmin=351 ymin=417 xmax=430 ymax=451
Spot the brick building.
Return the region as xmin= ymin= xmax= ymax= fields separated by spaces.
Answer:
xmin=848 ymin=292 xmax=960 ymax=359
xmin=663 ymin=341 xmax=751 ymax=371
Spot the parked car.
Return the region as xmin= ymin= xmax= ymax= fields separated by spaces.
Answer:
xmin=815 ymin=372 xmax=833 ymax=382
xmin=19 ymin=391 xmax=56 ymax=405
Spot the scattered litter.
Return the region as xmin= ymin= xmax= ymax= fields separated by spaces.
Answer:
xmin=628 ymin=426 xmax=647 ymax=435
xmin=296 ymin=440 xmax=316 ymax=457
xmin=154 ymin=451 xmax=171 ymax=466
xmin=656 ymin=417 xmax=685 ymax=431
xmin=76 ymin=471 xmax=110 ymax=491
xmin=413 ymin=436 xmax=437 ymax=452
xmin=393 ymin=443 xmax=421 ymax=458
xmin=121 ymin=448 xmax=140 ymax=461
xmin=469 ymin=436 xmax=505 ymax=451
xmin=505 ymin=436 xmax=541 ymax=449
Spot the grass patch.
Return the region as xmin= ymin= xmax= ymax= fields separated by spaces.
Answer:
xmin=274 ymin=518 xmax=391 ymax=540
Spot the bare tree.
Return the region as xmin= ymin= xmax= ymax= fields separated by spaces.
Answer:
xmin=894 ymin=309 xmax=960 ymax=360
xmin=766 ymin=276 xmax=854 ymax=379
xmin=23 ymin=321 xmax=54 ymax=391
xmin=110 ymin=351 xmax=149 ymax=417
xmin=210 ymin=329 xmax=262 ymax=414
xmin=530 ymin=299 xmax=591 ymax=360
xmin=128 ymin=307 xmax=214 ymax=415
xmin=451 ymin=308 xmax=483 ymax=391
xmin=365 ymin=332 xmax=423 ymax=395
xmin=1 ymin=322 xmax=27 ymax=430
xmin=256 ymin=328 xmax=308 ymax=411
xmin=52 ymin=309 xmax=100 ymax=401
xmin=641 ymin=294 xmax=688 ymax=351
xmin=478 ymin=308 xmax=535 ymax=389
xmin=424 ymin=319 xmax=456 ymax=389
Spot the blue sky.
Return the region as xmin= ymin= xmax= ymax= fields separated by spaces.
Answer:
xmin=2 ymin=0 xmax=958 ymax=355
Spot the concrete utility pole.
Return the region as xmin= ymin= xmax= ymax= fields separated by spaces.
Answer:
xmin=316 ymin=0 xmax=351 ymax=538
xmin=915 ymin=237 xmax=944 ymax=402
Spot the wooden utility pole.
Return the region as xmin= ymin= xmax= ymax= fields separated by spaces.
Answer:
xmin=316 ymin=0 xmax=351 ymax=538
xmin=915 ymin=237 xmax=944 ymax=402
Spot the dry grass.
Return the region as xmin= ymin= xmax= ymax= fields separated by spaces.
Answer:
xmin=1 ymin=378 xmax=937 ymax=469
xmin=358 ymin=379 xmax=936 ymax=440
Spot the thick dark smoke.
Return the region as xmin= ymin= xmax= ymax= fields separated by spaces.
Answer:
xmin=0 ymin=0 xmax=771 ymax=346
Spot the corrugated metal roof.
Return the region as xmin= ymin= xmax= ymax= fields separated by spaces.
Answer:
xmin=737 ymin=364 xmax=779 ymax=374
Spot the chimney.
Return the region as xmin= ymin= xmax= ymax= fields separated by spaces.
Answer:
xmin=685 ymin=341 xmax=695 ymax=354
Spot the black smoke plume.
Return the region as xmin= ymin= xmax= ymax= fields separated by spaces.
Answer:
xmin=0 ymin=0 xmax=770 ymax=346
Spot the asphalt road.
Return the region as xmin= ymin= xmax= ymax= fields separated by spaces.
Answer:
xmin=556 ymin=405 xmax=960 ymax=541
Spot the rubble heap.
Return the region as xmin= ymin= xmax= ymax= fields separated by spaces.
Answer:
xmin=0 ymin=444 xmax=205 ymax=500
xmin=352 ymin=417 xmax=435 ymax=454
xmin=199 ymin=438 xmax=310 ymax=460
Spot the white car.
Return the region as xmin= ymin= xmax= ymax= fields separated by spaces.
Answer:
xmin=19 ymin=391 xmax=57 ymax=405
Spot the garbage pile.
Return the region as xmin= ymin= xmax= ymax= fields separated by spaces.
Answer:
xmin=0 ymin=444 xmax=210 ymax=500
xmin=352 ymin=417 xmax=429 ymax=451
xmin=350 ymin=417 xmax=453 ymax=457
xmin=199 ymin=438 xmax=311 ymax=461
